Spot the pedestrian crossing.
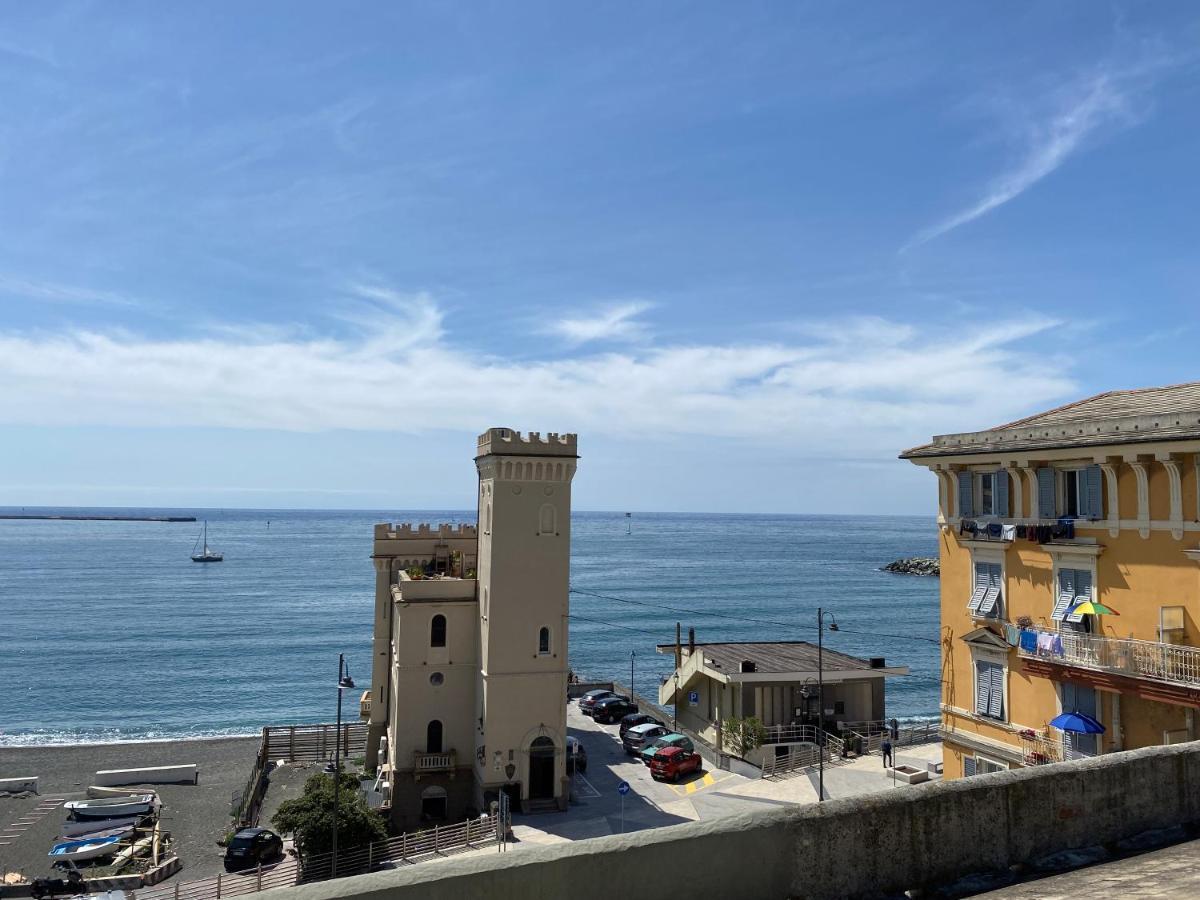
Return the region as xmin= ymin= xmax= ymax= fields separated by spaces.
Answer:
xmin=0 ymin=797 xmax=65 ymax=846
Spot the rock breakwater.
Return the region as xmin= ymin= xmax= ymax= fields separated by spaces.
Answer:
xmin=882 ymin=557 xmax=940 ymax=577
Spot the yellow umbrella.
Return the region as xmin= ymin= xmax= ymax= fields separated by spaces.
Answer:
xmin=1068 ymin=600 xmax=1120 ymax=616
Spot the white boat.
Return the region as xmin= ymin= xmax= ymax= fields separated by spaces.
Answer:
xmin=62 ymin=816 xmax=142 ymax=837
xmin=59 ymin=824 xmax=134 ymax=842
xmin=191 ymin=520 xmax=223 ymax=563
xmin=49 ymin=833 xmax=124 ymax=862
xmin=64 ymin=795 xmax=158 ymax=819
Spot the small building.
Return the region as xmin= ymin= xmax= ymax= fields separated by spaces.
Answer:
xmin=656 ymin=638 xmax=908 ymax=763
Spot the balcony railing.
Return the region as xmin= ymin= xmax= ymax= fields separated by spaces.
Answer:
xmin=1017 ymin=628 xmax=1200 ymax=689
xmin=1017 ymin=730 xmax=1094 ymax=767
xmin=413 ymin=750 xmax=457 ymax=776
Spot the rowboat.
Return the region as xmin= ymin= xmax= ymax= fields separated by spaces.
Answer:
xmin=62 ymin=815 xmax=142 ymax=837
xmin=58 ymin=825 xmax=134 ymax=842
xmin=63 ymin=795 xmax=158 ymax=819
xmin=48 ymin=833 xmax=124 ymax=862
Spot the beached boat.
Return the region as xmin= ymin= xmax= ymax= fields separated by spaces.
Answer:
xmin=63 ymin=795 xmax=158 ymax=819
xmin=61 ymin=815 xmax=142 ymax=837
xmin=191 ymin=520 xmax=223 ymax=562
xmin=48 ymin=834 xmax=124 ymax=862
xmin=58 ymin=824 xmax=134 ymax=842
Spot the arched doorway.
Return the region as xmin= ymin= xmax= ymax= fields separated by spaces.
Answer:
xmin=528 ymin=736 xmax=556 ymax=800
xmin=421 ymin=785 xmax=447 ymax=821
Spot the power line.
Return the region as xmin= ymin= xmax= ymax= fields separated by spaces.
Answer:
xmin=566 ymin=613 xmax=664 ymax=638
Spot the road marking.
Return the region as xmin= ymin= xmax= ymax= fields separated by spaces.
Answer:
xmin=572 ymin=773 xmax=602 ymax=799
xmin=669 ymin=772 xmax=733 ymax=796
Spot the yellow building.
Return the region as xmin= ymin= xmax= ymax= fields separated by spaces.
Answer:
xmin=902 ymin=383 xmax=1200 ymax=779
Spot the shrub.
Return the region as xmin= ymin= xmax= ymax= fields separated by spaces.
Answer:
xmin=722 ymin=716 xmax=767 ymax=758
xmin=272 ymin=771 xmax=387 ymax=857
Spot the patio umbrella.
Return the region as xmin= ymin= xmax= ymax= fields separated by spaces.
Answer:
xmin=1049 ymin=711 xmax=1105 ymax=734
xmin=1067 ymin=599 xmax=1120 ymax=616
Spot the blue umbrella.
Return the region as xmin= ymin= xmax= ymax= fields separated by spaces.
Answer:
xmin=1050 ymin=711 xmax=1105 ymax=734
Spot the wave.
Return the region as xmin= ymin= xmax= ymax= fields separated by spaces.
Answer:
xmin=0 ymin=727 xmax=260 ymax=748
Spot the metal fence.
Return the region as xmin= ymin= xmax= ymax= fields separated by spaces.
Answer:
xmin=131 ymin=815 xmax=502 ymax=900
xmin=1018 ymin=627 xmax=1200 ymax=688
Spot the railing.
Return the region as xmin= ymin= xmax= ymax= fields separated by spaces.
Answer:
xmin=761 ymin=744 xmax=821 ymax=778
xmin=1018 ymin=628 xmax=1200 ymax=688
xmin=130 ymin=815 xmax=500 ymax=900
xmin=359 ymin=690 xmax=372 ymax=720
xmin=414 ymin=751 xmax=456 ymax=773
xmin=232 ymin=734 xmax=271 ymax=827
xmin=263 ymin=723 xmax=368 ymax=763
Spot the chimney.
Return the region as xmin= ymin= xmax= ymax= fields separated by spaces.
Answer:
xmin=740 ymin=660 xmax=757 ymax=673
xmin=870 ymin=657 xmax=886 ymax=669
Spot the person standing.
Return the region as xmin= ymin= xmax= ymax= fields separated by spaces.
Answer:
xmin=881 ymin=738 xmax=893 ymax=768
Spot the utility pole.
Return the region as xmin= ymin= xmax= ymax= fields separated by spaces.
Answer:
xmin=630 ymin=650 xmax=635 ymax=700
xmin=817 ymin=608 xmax=824 ymax=803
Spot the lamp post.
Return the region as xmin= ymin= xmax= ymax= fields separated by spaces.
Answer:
xmin=673 ymin=673 xmax=679 ymax=732
xmin=817 ymin=609 xmax=838 ymax=803
xmin=329 ymin=653 xmax=355 ymax=877
xmin=630 ymin=650 xmax=635 ymax=701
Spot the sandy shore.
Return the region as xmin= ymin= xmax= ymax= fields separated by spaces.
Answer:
xmin=0 ymin=736 xmax=307 ymax=882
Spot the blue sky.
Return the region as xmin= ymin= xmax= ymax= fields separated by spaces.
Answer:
xmin=1 ymin=2 xmax=1198 ymax=514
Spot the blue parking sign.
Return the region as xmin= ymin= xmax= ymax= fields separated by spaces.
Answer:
xmin=688 ymin=690 xmax=699 ymax=705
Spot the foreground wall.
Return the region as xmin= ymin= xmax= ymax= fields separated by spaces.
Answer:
xmin=262 ymin=741 xmax=1200 ymax=900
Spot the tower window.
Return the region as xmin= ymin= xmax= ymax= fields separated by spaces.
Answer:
xmin=426 ymin=719 xmax=443 ymax=753
xmin=538 ymin=626 xmax=551 ymax=655
xmin=430 ymin=614 xmax=447 ymax=648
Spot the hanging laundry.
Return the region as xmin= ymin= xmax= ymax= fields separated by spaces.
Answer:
xmin=1005 ymin=624 xmax=1020 ymax=646
xmin=1019 ymin=630 xmax=1038 ymax=653
xmin=1001 ymin=524 xmax=1016 ymax=541
xmin=1037 ymin=632 xmax=1054 ymax=653
xmin=1050 ymin=634 xmax=1064 ymax=656
xmin=1016 ymin=525 xmax=1028 ymax=539
xmin=987 ymin=522 xmax=1003 ymax=539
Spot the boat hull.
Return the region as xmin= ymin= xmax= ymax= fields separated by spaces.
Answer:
xmin=64 ymin=795 xmax=157 ymax=819
xmin=62 ymin=817 xmax=141 ymax=837
xmin=49 ymin=834 xmax=123 ymax=862
xmin=191 ymin=555 xmax=223 ymax=562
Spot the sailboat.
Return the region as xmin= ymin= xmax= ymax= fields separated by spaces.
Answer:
xmin=191 ymin=520 xmax=223 ymax=563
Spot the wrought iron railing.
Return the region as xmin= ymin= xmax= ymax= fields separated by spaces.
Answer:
xmin=1018 ymin=628 xmax=1200 ymax=688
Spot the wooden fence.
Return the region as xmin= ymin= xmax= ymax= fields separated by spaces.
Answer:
xmin=263 ymin=723 xmax=368 ymax=763
xmin=130 ymin=815 xmax=501 ymax=900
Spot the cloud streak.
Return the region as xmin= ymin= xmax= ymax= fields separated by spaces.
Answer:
xmin=905 ymin=64 xmax=1156 ymax=250
xmin=545 ymin=302 xmax=652 ymax=345
xmin=0 ymin=293 xmax=1073 ymax=457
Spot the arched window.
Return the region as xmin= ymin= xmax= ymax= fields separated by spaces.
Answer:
xmin=426 ymin=720 xmax=443 ymax=753
xmin=538 ymin=626 xmax=551 ymax=655
xmin=430 ymin=614 xmax=446 ymax=648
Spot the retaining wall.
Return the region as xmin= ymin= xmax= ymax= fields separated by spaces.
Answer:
xmin=257 ymin=741 xmax=1200 ymax=900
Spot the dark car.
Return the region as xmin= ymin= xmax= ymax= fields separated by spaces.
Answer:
xmin=224 ymin=827 xmax=284 ymax=871
xmin=592 ymin=695 xmax=637 ymax=724
xmin=618 ymin=712 xmax=664 ymax=738
xmin=578 ymin=689 xmax=616 ymax=716
xmin=566 ymin=735 xmax=588 ymax=774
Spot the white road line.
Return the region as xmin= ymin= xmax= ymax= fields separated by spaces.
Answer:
xmin=572 ymin=773 xmax=602 ymax=798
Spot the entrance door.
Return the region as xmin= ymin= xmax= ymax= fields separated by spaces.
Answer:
xmin=528 ymin=736 xmax=556 ymax=800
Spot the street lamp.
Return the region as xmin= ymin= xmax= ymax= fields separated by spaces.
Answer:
xmin=817 ymin=609 xmax=838 ymax=803
xmin=630 ymin=650 xmax=635 ymax=701
xmin=330 ymin=653 xmax=355 ymax=877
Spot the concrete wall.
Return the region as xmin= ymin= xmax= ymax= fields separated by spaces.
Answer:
xmin=260 ymin=740 xmax=1200 ymax=900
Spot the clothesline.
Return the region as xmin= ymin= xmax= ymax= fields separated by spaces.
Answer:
xmin=960 ymin=518 xmax=1078 ymax=543
xmin=1006 ymin=624 xmax=1065 ymax=657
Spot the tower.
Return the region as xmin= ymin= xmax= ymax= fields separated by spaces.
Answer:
xmin=473 ymin=428 xmax=578 ymax=811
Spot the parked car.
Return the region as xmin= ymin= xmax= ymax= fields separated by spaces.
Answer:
xmin=618 ymin=712 xmax=663 ymax=737
xmin=224 ymin=827 xmax=284 ymax=871
xmin=650 ymin=746 xmax=703 ymax=782
xmin=622 ymin=722 xmax=669 ymax=756
xmin=578 ymin=689 xmax=616 ymax=716
xmin=640 ymin=733 xmax=694 ymax=765
xmin=592 ymin=695 xmax=637 ymax=724
xmin=566 ymin=735 xmax=588 ymax=774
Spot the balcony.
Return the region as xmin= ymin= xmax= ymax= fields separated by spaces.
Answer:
xmin=1018 ymin=628 xmax=1200 ymax=696
xmin=413 ymin=750 xmax=457 ymax=779
xmin=359 ymin=690 xmax=372 ymax=720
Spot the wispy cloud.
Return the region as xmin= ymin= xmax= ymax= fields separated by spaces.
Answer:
xmin=0 ymin=275 xmax=142 ymax=308
xmin=0 ymin=292 xmax=1074 ymax=456
xmin=904 ymin=60 xmax=1165 ymax=251
xmin=546 ymin=302 xmax=651 ymax=345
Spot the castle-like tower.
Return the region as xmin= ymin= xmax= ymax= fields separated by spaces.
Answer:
xmin=364 ymin=428 xmax=577 ymax=827
xmin=473 ymin=429 xmax=578 ymax=809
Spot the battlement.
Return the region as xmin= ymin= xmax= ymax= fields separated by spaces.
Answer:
xmin=373 ymin=523 xmax=478 ymax=541
xmin=476 ymin=428 xmax=578 ymax=458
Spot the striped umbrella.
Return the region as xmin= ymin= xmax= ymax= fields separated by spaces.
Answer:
xmin=1067 ymin=599 xmax=1120 ymax=617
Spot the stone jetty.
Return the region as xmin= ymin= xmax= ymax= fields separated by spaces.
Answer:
xmin=882 ymin=557 xmax=940 ymax=576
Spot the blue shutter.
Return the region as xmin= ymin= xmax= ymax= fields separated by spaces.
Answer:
xmin=978 ymin=564 xmax=1002 ymax=617
xmin=975 ymin=661 xmax=990 ymax=715
xmin=1067 ymin=570 xmax=1092 ymax=623
xmin=988 ymin=664 xmax=1004 ymax=719
xmin=1037 ymin=468 xmax=1056 ymax=519
xmin=958 ymin=471 xmax=974 ymax=518
xmin=1052 ymin=569 xmax=1075 ymax=621
xmin=1084 ymin=465 xmax=1103 ymax=519
xmin=968 ymin=563 xmax=987 ymax=613
xmin=995 ymin=470 xmax=1009 ymax=517
xmin=963 ymin=756 xmax=977 ymax=777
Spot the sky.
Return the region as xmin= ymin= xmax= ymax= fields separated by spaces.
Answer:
xmin=1 ymin=2 xmax=1199 ymax=514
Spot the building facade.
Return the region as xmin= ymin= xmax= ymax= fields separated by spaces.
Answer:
xmin=902 ymin=383 xmax=1200 ymax=779
xmin=363 ymin=428 xmax=578 ymax=828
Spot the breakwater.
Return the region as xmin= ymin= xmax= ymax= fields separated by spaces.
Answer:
xmin=0 ymin=514 xmax=196 ymax=522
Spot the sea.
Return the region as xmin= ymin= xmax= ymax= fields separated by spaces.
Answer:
xmin=0 ymin=508 xmax=940 ymax=747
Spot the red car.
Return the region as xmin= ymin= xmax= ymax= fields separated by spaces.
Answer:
xmin=649 ymin=746 xmax=703 ymax=782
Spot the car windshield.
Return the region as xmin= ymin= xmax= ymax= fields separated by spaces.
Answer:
xmin=229 ymin=836 xmax=256 ymax=849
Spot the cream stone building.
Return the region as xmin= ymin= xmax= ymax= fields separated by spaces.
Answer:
xmin=362 ymin=428 xmax=578 ymax=828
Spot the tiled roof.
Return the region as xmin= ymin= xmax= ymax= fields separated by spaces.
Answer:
xmin=901 ymin=381 xmax=1200 ymax=459
xmin=656 ymin=641 xmax=882 ymax=675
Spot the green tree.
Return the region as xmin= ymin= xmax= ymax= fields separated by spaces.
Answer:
xmin=721 ymin=716 xmax=767 ymax=758
xmin=272 ymin=771 xmax=387 ymax=857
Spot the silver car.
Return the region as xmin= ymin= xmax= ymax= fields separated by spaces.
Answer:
xmin=621 ymin=722 xmax=668 ymax=756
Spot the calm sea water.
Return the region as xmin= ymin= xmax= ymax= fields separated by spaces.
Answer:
xmin=0 ymin=508 xmax=939 ymax=746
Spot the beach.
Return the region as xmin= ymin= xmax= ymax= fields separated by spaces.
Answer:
xmin=0 ymin=736 xmax=309 ymax=882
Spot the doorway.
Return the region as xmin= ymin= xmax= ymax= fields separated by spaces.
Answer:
xmin=421 ymin=786 xmax=447 ymax=820
xmin=528 ymin=736 xmax=556 ymax=800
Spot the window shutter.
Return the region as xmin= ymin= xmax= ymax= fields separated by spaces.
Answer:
xmin=1084 ymin=465 xmax=1103 ymax=519
xmin=963 ymin=756 xmax=977 ymax=777
xmin=1067 ymin=570 xmax=1092 ymax=623
xmin=988 ymin=664 xmax=1004 ymax=719
xmin=969 ymin=563 xmax=988 ymax=612
xmin=978 ymin=564 xmax=1001 ymax=616
xmin=1052 ymin=569 xmax=1075 ymax=621
xmin=1037 ymin=468 xmax=1056 ymax=518
xmin=975 ymin=661 xmax=990 ymax=715
xmin=958 ymin=471 xmax=974 ymax=518
xmin=995 ymin=470 xmax=1009 ymax=517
